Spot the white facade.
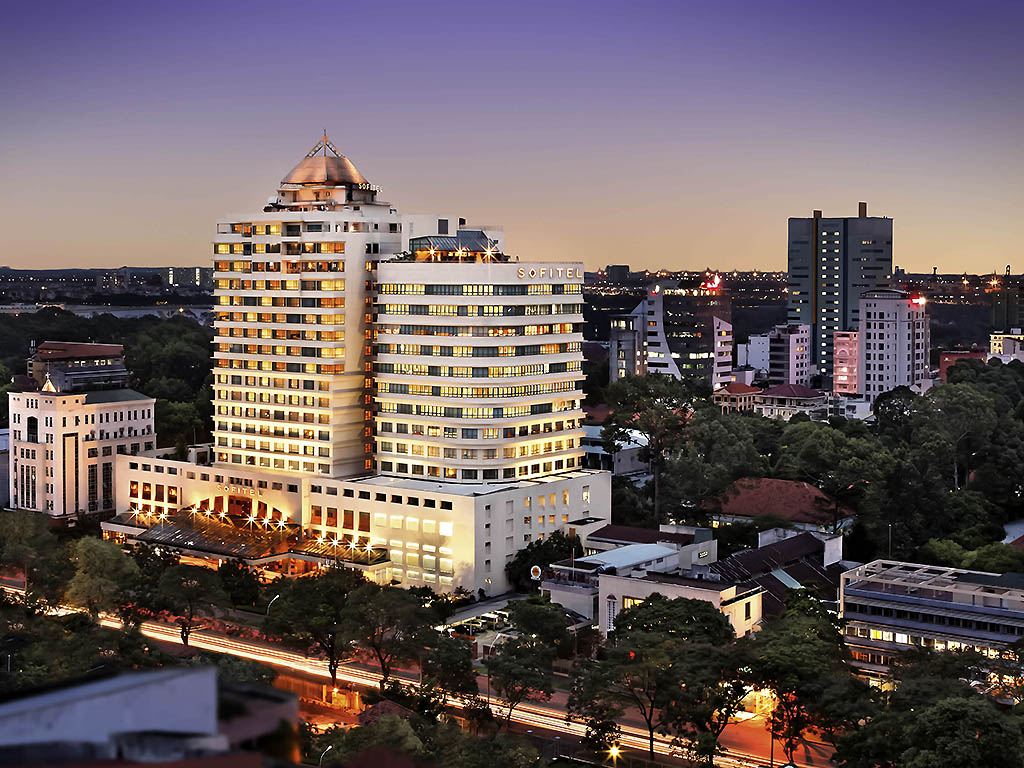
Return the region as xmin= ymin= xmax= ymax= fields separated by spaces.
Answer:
xmin=713 ymin=316 xmax=734 ymax=389
xmin=598 ymin=571 xmax=762 ymax=637
xmin=856 ymin=289 xmax=930 ymax=400
xmin=9 ymin=389 xmax=154 ymax=520
xmin=738 ymin=334 xmax=770 ymax=371
xmin=374 ymin=259 xmax=585 ymax=484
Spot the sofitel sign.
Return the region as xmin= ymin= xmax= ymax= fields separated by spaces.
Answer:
xmin=517 ymin=267 xmax=584 ymax=280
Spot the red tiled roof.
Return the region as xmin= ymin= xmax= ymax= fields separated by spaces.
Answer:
xmin=35 ymin=341 xmax=123 ymax=360
xmin=715 ymin=382 xmax=760 ymax=395
xmin=1010 ymin=535 xmax=1024 ymax=551
xmin=702 ymin=477 xmax=854 ymax=524
xmin=357 ymin=698 xmax=415 ymax=727
xmin=759 ymin=383 xmax=823 ymax=399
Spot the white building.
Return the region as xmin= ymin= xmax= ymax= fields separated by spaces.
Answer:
xmin=102 ymin=136 xmax=611 ymax=595
xmin=8 ymin=343 xmax=155 ymax=522
xmin=857 ymin=289 xmax=930 ymax=401
xmin=766 ymin=323 xmax=811 ymax=387
xmin=737 ymin=333 xmax=769 ymax=372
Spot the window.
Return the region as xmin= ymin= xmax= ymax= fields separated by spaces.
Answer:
xmin=439 ymin=521 xmax=453 ymax=537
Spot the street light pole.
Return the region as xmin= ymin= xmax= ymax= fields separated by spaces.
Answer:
xmin=318 ymin=745 xmax=333 ymax=767
xmin=266 ymin=594 xmax=280 ymax=616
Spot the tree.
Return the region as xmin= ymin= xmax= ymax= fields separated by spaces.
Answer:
xmin=485 ymin=636 xmax=553 ymax=726
xmin=504 ymin=531 xmax=581 ymax=592
xmin=345 ymin=583 xmax=429 ymax=691
xmin=609 ymin=593 xmax=734 ymax=645
xmin=752 ymin=593 xmax=853 ymax=764
xmin=603 ymin=373 xmax=709 ymax=519
xmin=663 ymin=640 xmax=755 ymax=765
xmin=421 ymin=633 xmax=478 ymax=706
xmin=115 ymin=544 xmax=179 ymax=629
xmin=158 ymin=564 xmax=227 ymax=646
xmin=506 ymin=595 xmax=570 ymax=648
xmin=926 ymin=383 xmax=997 ymax=490
xmin=0 ymin=509 xmax=70 ymax=605
xmin=264 ymin=566 xmax=366 ymax=687
xmin=571 ymin=595 xmax=733 ymax=759
xmin=218 ymin=558 xmax=261 ymax=608
xmin=902 ymin=697 xmax=1022 ymax=768
xmin=65 ymin=538 xmax=139 ymax=620
xmin=571 ymin=627 xmax=674 ymax=758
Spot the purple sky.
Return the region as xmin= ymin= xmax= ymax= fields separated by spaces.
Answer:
xmin=2 ymin=0 xmax=1023 ymax=273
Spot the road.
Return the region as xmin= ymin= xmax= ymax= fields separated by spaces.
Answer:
xmin=96 ymin=615 xmax=834 ymax=768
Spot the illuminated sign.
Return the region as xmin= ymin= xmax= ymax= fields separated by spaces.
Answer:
xmin=698 ymin=550 xmax=710 ymax=558
xmin=517 ymin=267 xmax=584 ymax=280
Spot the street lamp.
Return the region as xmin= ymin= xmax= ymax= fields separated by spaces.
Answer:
xmin=318 ymin=745 xmax=333 ymax=767
xmin=266 ymin=593 xmax=281 ymax=616
xmin=608 ymin=744 xmax=620 ymax=765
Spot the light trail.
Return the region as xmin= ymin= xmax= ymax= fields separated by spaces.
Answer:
xmin=0 ymin=585 xmax=801 ymax=768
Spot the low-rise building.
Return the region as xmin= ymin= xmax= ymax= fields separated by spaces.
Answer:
xmin=598 ymin=570 xmax=763 ymax=638
xmin=753 ymin=383 xmax=827 ymax=421
xmin=939 ymin=348 xmax=987 ymax=382
xmin=841 ymin=560 xmax=1024 ymax=685
xmin=713 ymin=381 xmax=760 ymax=412
xmin=703 ymin=477 xmax=854 ymax=534
xmin=104 ymin=452 xmax=610 ymax=595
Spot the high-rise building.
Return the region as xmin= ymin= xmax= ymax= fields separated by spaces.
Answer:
xmin=8 ymin=342 xmax=155 ymax=521
xmin=787 ymin=202 xmax=893 ymax=374
xmin=856 ymin=289 xmax=930 ymax=400
xmin=98 ymin=137 xmax=610 ymax=594
xmin=765 ymin=323 xmax=811 ymax=387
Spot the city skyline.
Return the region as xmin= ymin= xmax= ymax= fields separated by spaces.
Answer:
xmin=3 ymin=0 xmax=1024 ymax=274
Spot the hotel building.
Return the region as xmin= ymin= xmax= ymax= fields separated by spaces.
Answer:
xmin=100 ymin=136 xmax=610 ymax=594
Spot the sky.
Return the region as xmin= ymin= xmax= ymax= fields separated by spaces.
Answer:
xmin=2 ymin=0 xmax=1023 ymax=274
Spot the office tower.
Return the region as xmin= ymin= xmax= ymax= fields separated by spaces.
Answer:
xmin=97 ymin=137 xmax=609 ymax=594
xmin=9 ymin=342 xmax=155 ymax=520
xmin=833 ymin=331 xmax=860 ymax=395
xmin=633 ymin=274 xmax=733 ymax=388
xmin=857 ymin=289 xmax=930 ymax=400
xmin=765 ymin=323 xmax=812 ymax=387
xmin=787 ymin=202 xmax=893 ymax=374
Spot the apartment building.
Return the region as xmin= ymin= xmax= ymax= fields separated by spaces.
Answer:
xmin=857 ymin=289 xmax=930 ymax=400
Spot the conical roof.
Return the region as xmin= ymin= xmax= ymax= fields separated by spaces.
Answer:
xmin=281 ymin=134 xmax=368 ymax=187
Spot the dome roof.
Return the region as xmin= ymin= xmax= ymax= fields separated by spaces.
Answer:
xmin=280 ymin=134 xmax=368 ymax=187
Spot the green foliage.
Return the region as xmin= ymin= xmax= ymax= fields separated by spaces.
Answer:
xmin=602 ymin=373 xmax=710 ymax=518
xmin=158 ymin=564 xmax=228 ymax=646
xmin=421 ymin=633 xmax=478 ymax=704
xmin=504 ymin=530 xmax=581 ymax=592
xmin=0 ymin=309 xmax=213 ymax=431
xmin=506 ymin=594 xmax=570 ymax=648
xmin=65 ymin=538 xmax=139 ymax=620
xmin=0 ymin=509 xmax=71 ymax=607
xmin=344 ymin=583 xmax=432 ymax=691
xmin=611 ymin=593 xmax=734 ymax=645
xmin=835 ymin=650 xmax=1019 ymax=768
xmin=752 ymin=593 xmax=862 ymax=764
xmin=484 ymin=636 xmax=554 ymax=724
xmin=263 ymin=566 xmax=366 ymax=686
xmin=217 ymin=558 xmax=261 ymax=608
